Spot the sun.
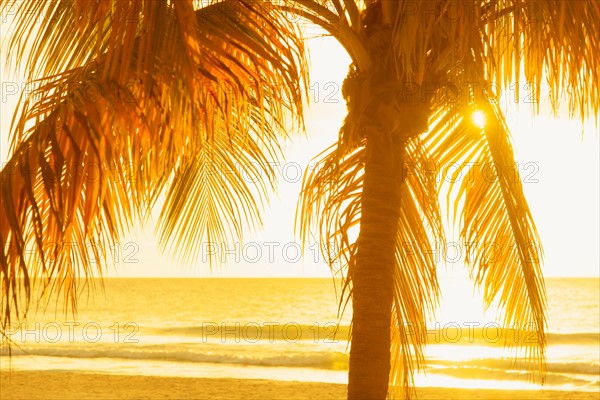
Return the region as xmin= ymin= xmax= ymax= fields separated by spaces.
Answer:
xmin=472 ymin=110 xmax=486 ymax=129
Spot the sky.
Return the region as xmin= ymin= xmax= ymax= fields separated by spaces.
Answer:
xmin=1 ymin=27 xmax=598 ymax=279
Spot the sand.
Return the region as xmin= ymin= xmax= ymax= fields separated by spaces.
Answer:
xmin=0 ymin=371 xmax=597 ymax=399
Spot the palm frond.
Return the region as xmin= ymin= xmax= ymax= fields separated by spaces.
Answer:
xmin=426 ymin=81 xmax=547 ymax=378
xmin=154 ymin=0 xmax=308 ymax=263
xmin=389 ymin=137 xmax=444 ymax=399
xmin=1 ymin=0 xmax=307 ymax=336
xmin=279 ymin=1 xmax=370 ymax=70
xmin=298 ymin=144 xmax=361 ymax=266
xmin=1 ymin=67 xmax=156 ymax=327
xmin=156 ymin=106 xmax=285 ymax=267
xmin=385 ymin=0 xmax=599 ymax=122
xmin=482 ymin=0 xmax=600 ymax=119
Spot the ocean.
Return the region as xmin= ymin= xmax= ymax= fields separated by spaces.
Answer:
xmin=1 ymin=278 xmax=598 ymax=393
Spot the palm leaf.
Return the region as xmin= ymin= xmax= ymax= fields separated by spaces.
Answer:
xmin=425 ymin=80 xmax=547 ymax=378
xmin=388 ymin=136 xmax=444 ymax=398
xmin=1 ymin=0 xmax=307 ymax=336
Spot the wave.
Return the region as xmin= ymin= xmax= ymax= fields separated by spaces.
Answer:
xmin=429 ymin=357 xmax=600 ymax=376
xmin=148 ymin=324 xmax=351 ymax=342
xmin=147 ymin=324 xmax=599 ymax=346
xmin=0 ymin=343 xmax=350 ymax=371
xmin=422 ymin=328 xmax=600 ymax=346
xmin=547 ymin=332 xmax=600 ymax=344
xmin=429 ymin=365 xmax=599 ymax=388
xmin=3 ymin=342 xmax=598 ymax=378
xmin=3 ymin=342 xmax=598 ymax=390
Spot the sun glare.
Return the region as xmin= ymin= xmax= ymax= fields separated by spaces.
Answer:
xmin=471 ymin=110 xmax=486 ymax=129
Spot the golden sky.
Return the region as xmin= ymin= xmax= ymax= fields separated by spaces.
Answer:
xmin=1 ymin=30 xmax=598 ymax=278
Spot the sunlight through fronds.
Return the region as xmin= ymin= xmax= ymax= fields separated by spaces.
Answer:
xmin=472 ymin=110 xmax=486 ymax=129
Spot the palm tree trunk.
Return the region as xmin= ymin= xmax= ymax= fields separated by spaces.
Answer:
xmin=346 ymin=16 xmax=432 ymax=398
xmin=348 ymin=128 xmax=404 ymax=400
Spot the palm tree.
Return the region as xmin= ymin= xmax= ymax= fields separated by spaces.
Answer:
xmin=1 ymin=1 xmax=599 ymax=399
xmin=293 ymin=1 xmax=597 ymax=396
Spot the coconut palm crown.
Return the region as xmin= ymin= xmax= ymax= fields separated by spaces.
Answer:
xmin=1 ymin=1 xmax=599 ymax=399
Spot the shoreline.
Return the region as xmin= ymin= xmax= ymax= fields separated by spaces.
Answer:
xmin=1 ymin=370 xmax=598 ymax=399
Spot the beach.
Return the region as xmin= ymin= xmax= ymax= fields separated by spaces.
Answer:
xmin=0 ymin=371 xmax=597 ymax=400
